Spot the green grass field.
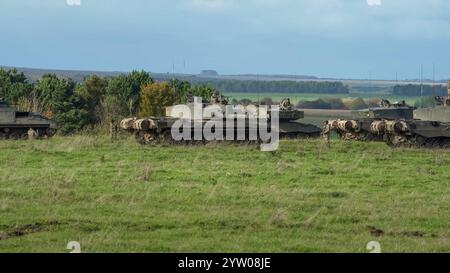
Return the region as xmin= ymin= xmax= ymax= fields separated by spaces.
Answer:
xmin=0 ymin=136 xmax=449 ymax=253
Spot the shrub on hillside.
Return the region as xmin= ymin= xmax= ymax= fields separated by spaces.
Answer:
xmin=323 ymin=98 xmax=347 ymax=109
xmin=366 ymin=98 xmax=382 ymax=108
xmin=260 ymin=97 xmax=275 ymax=105
xmin=296 ymin=97 xmax=347 ymax=110
xmin=349 ymin=97 xmax=368 ymax=110
xmin=238 ymin=98 xmax=253 ymax=106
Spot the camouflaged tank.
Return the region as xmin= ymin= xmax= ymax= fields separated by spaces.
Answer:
xmin=120 ymin=95 xmax=321 ymax=145
xmin=275 ymin=98 xmax=322 ymax=139
xmin=323 ymin=99 xmax=414 ymax=141
xmin=382 ymin=81 xmax=450 ymax=148
xmin=0 ymin=98 xmax=57 ymax=139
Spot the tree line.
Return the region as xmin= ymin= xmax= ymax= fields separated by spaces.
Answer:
xmin=0 ymin=69 xmax=215 ymax=134
xmin=393 ymin=84 xmax=447 ymax=96
xmin=181 ymin=78 xmax=350 ymax=94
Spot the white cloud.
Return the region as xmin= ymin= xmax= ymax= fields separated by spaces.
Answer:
xmin=367 ymin=0 xmax=381 ymax=6
xmin=66 ymin=0 xmax=81 ymax=6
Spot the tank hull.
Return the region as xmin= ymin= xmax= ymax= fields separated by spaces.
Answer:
xmin=121 ymin=117 xmax=321 ymax=145
xmin=323 ymin=118 xmax=385 ymax=142
xmin=122 ymin=98 xmax=321 ymax=145
xmin=325 ymin=84 xmax=450 ymax=148
xmin=414 ymin=106 xmax=450 ymax=123
xmin=0 ymin=101 xmax=56 ymax=139
xmin=323 ymin=104 xmax=414 ymax=142
xmin=384 ymin=120 xmax=450 ymax=148
xmin=279 ymin=121 xmax=321 ymax=138
xmin=325 ymin=118 xmax=450 ymax=148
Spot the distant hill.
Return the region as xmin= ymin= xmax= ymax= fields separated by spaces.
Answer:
xmin=0 ymin=66 xmax=123 ymax=83
xmin=1 ymin=65 xmax=446 ymax=94
xmin=200 ymin=70 xmax=219 ymax=76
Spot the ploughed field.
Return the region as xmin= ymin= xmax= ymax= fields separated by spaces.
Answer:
xmin=0 ymin=136 xmax=449 ymax=252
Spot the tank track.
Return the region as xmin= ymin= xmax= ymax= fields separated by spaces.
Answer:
xmin=325 ymin=118 xmax=450 ymax=149
xmin=323 ymin=119 xmax=385 ymax=143
xmin=133 ymin=130 xmax=320 ymax=146
xmin=384 ymin=134 xmax=450 ymax=148
xmin=336 ymin=131 xmax=383 ymax=142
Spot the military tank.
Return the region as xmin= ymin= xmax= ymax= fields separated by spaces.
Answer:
xmin=0 ymin=98 xmax=57 ymax=139
xmin=120 ymin=95 xmax=321 ymax=145
xmin=382 ymin=81 xmax=450 ymax=148
xmin=323 ymin=99 xmax=414 ymax=141
xmin=274 ymin=98 xmax=322 ymax=139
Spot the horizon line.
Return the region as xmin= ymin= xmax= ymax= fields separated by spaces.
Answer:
xmin=1 ymin=64 xmax=447 ymax=84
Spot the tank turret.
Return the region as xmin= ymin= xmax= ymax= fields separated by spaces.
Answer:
xmin=414 ymin=81 xmax=450 ymax=122
xmin=352 ymin=100 xmax=414 ymax=120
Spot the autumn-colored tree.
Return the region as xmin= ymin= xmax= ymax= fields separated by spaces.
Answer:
xmin=139 ymin=82 xmax=177 ymax=117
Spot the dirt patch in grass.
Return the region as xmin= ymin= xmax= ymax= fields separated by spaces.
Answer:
xmin=368 ymin=226 xmax=385 ymax=237
xmin=388 ymin=231 xmax=428 ymax=238
xmin=400 ymin=231 xmax=425 ymax=237
xmin=368 ymin=226 xmax=429 ymax=238
xmin=0 ymin=220 xmax=61 ymax=240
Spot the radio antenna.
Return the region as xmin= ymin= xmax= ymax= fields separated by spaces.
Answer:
xmin=420 ymin=64 xmax=424 ymax=108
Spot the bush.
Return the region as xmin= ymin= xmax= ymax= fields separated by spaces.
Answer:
xmin=140 ymin=82 xmax=177 ymax=117
xmin=260 ymin=97 xmax=275 ymax=105
xmin=297 ymin=99 xmax=330 ymax=109
xmin=106 ymin=70 xmax=153 ymax=116
xmin=323 ymin=98 xmax=347 ymax=109
xmin=190 ymin=84 xmax=216 ymax=103
xmin=94 ymin=95 xmax=124 ymax=133
xmin=35 ymin=74 xmax=91 ymax=135
xmin=349 ymin=97 xmax=368 ymax=110
xmin=16 ymin=92 xmax=46 ymax=114
xmin=296 ymin=98 xmax=347 ymax=110
xmin=238 ymin=98 xmax=253 ymax=106
xmin=366 ymin=98 xmax=382 ymax=108
xmin=77 ymin=75 xmax=108 ymax=124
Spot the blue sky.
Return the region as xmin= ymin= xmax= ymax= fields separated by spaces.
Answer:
xmin=1 ymin=0 xmax=450 ymax=80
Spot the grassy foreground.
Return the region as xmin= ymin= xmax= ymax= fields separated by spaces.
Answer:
xmin=0 ymin=136 xmax=449 ymax=253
